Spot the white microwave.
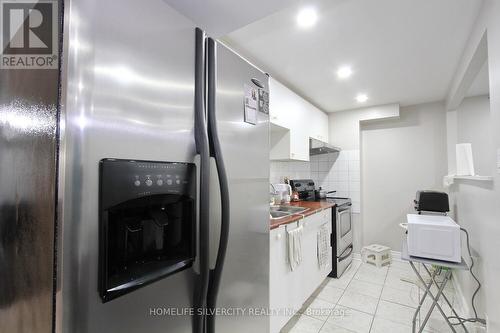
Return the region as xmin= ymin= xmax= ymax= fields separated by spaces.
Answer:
xmin=407 ymin=214 xmax=461 ymax=263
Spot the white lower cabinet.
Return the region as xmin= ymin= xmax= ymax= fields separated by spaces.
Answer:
xmin=269 ymin=209 xmax=332 ymax=333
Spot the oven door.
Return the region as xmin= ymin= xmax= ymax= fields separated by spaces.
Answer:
xmin=336 ymin=205 xmax=353 ymax=254
xmin=336 ymin=244 xmax=353 ymax=277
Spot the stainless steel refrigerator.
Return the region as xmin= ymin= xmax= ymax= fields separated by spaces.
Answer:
xmin=0 ymin=0 xmax=270 ymax=332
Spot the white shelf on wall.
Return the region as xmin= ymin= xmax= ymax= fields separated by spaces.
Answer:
xmin=451 ymin=175 xmax=494 ymax=181
xmin=443 ymin=175 xmax=494 ymax=188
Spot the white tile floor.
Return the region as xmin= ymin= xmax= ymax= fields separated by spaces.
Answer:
xmin=282 ymin=259 xmax=470 ymax=333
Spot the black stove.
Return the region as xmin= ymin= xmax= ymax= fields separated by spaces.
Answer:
xmin=289 ymin=179 xmax=316 ymax=201
xmin=289 ymin=179 xmax=352 ymax=208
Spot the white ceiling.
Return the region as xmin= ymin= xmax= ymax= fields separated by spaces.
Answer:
xmin=223 ymin=0 xmax=484 ymax=112
xmin=466 ymin=60 xmax=489 ymax=97
xmin=163 ymin=0 xmax=298 ymax=37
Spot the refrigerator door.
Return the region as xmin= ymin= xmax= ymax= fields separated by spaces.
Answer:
xmin=0 ymin=40 xmax=59 ymax=333
xmin=208 ymin=42 xmax=270 ymax=333
xmin=58 ymin=0 xmax=201 ymax=332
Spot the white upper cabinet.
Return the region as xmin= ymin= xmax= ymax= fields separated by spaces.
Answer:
xmin=309 ymin=104 xmax=329 ymax=143
xmin=269 ymin=78 xmax=329 ymax=161
xmin=269 ymin=78 xmax=297 ymax=130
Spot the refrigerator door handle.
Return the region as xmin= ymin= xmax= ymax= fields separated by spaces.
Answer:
xmin=193 ymin=27 xmax=210 ymax=333
xmin=206 ymin=37 xmax=230 ymax=333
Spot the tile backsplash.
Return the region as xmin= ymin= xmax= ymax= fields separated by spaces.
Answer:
xmin=270 ymin=150 xmax=361 ymax=213
xmin=270 ymin=161 xmax=310 ymax=184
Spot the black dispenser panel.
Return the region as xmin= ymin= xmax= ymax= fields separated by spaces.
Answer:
xmin=99 ymin=158 xmax=196 ymax=302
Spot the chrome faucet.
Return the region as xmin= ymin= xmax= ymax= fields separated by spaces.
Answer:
xmin=269 ymin=183 xmax=279 ymax=205
xmin=269 ymin=183 xmax=278 ymax=195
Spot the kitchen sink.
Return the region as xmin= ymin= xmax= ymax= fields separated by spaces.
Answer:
xmin=269 ymin=205 xmax=308 ymax=220
xmin=270 ymin=205 xmax=308 ymax=214
xmin=270 ymin=211 xmax=291 ymax=220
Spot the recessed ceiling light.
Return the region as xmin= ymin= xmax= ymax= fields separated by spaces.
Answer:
xmin=337 ymin=66 xmax=353 ymax=79
xmin=356 ymin=94 xmax=368 ymax=103
xmin=297 ymin=7 xmax=318 ymax=28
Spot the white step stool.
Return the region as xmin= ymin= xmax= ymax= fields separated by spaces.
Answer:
xmin=362 ymin=244 xmax=392 ymax=267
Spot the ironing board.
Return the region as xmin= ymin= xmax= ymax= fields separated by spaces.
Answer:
xmin=401 ymin=239 xmax=469 ymax=333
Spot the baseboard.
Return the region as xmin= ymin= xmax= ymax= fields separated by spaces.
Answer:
xmin=391 ymin=250 xmax=403 ymax=262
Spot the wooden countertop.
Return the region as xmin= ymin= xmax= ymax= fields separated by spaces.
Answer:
xmin=270 ymin=200 xmax=335 ymax=230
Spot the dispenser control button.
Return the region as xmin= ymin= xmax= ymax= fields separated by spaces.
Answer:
xmin=166 ymin=179 xmax=173 ymax=185
xmin=157 ymin=179 xmax=163 ymax=186
xmin=175 ymin=179 xmax=181 ymax=185
xmin=145 ymin=179 xmax=153 ymax=187
xmin=134 ymin=180 xmax=141 ymax=187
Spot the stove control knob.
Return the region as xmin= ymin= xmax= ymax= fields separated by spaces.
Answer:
xmin=145 ymin=179 xmax=153 ymax=187
xmin=134 ymin=180 xmax=141 ymax=187
xmin=157 ymin=179 xmax=163 ymax=186
xmin=175 ymin=179 xmax=181 ymax=185
xmin=167 ymin=179 xmax=173 ymax=186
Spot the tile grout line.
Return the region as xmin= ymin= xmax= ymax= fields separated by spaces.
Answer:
xmin=368 ymin=265 xmax=390 ymax=333
xmin=383 ymin=264 xmax=426 ymax=330
xmin=317 ymin=260 xmax=363 ymax=333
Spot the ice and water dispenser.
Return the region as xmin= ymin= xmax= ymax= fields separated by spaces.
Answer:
xmin=99 ymin=159 xmax=196 ymax=302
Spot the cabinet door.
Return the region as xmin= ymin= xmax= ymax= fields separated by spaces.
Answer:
xmin=269 ymin=78 xmax=310 ymax=161
xmin=300 ymin=212 xmax=332 ymax=301
xmin=269 ymin=77 xmax=330 ymax=161
xmin=300 ymin=214 xmax=321 ymax=301
xmin=310 ymin=108 xmax=329 ymax=143
xmin=290 ymin=130 xmax=310 ymax=161
xmin=270 ymin=226 xmax=296 ymax=333
xmin=269 ymin=78 xmax=294 ymax=130
xmin=306 ymin=103 xmax=328 ymax=143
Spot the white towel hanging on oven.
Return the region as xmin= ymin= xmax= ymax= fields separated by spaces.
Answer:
xmin=317 ymin=223 xmax=329 ymax=269
xmin=287 ymin=224 xmax=303 ymax=271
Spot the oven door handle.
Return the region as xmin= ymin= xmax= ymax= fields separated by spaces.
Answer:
xmin=338 ymin=205 xmax=352 ymax=213
xmin=338 ymin=244 xmax=353 ymax=262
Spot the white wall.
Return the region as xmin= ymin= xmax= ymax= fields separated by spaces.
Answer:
xmin=360 ymin=102 xmax=448 ymax=251
xmin=326 ymin=104 xmax=400 ymax=253
xmin=328 ymin=103 xmax=399 ymax=149
xmin=451 ymin=95 xmax=493 ymax=175
xmin=446 ymin=95 xmax=492 ymax=319
xmin=444 ymin=0 xmax=500 ymax=329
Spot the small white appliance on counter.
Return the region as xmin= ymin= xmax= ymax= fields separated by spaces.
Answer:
xmin=407 ymin=214 xmax=461 ymax=263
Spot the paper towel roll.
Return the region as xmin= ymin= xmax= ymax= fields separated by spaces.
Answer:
xmin=456 ymin=143 xmax=475 ymax=176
